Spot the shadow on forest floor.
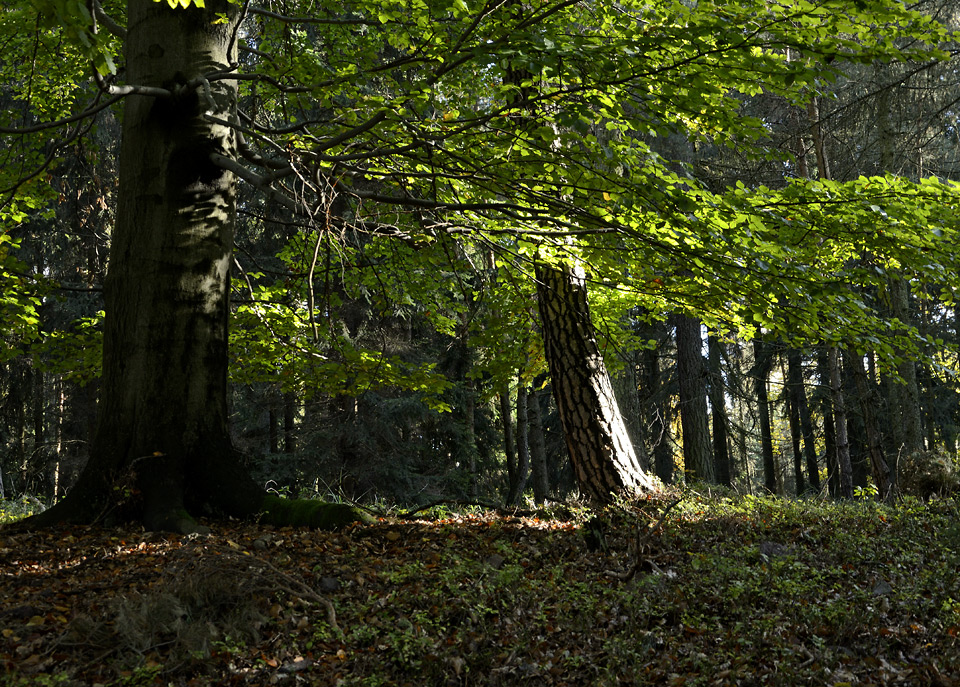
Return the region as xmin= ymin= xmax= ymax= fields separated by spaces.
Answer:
xmin=2 ymin=492 xmax=960 ymax=686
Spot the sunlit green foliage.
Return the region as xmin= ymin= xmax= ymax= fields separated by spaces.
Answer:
xmin=3 ymin=0 xmax=958 ymax=414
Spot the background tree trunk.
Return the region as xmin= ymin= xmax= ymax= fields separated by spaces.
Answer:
xmin=785 ymin=351 xmax=806 ymax=496
xmin=816 ymin=348 xmax=840 ymax=496
xmin=708 ymin=333 xmax=731 ymax=486
xmin=830 ymin=348 xmax=854 ymax=499
xmin=535 ymin=262 xmax=658 ymax=501
xmin=788 ymin=349 xmax=820 ymax=493
xmin=500 ymin=390 xmax=517 ymax=496
xmin=753 ymin=340 xmax=777 ymax=494
xmin=640 ymin=322 xmax=674 ymax=484
xmin=844 ymin=350 xmax=893 ymax=500
xmin=674 ymin=314 xmax=714 ymax=483
xmin=527 ymin=384 xmax=550 ymax=504
xmin=506 ymin=381 xmax=530 ymax=505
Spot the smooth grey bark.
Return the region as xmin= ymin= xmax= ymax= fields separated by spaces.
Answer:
xmin=673 ymin=314 xmax=714 ymax=483
xmin=611 ymin=352 xmax=650 ymax=472
xmin=535 ymin=262 xmax=658 ymax=501
xmin=283 ymin=391 xmax=297 ymax=454
xmin=465 ymin=377 xmax=479 ymax=499
xmin=890 ymin=278 xmax=924 ymax=457
xmin=499 ymin=389 xmax=517 ymax=496
xmin=26 ymin=1 xmax=267 ymax=531
xmin=785 ymin=352 xmax=806 ymax=496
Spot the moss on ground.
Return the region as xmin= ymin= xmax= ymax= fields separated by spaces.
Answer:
xmin=258 ymin=495 xmax=375 ymax=529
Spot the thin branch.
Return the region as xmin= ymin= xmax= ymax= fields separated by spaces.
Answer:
xmin=0 ymin=92 xmax=125 ymax=135
xmin=248 ymin=5 xmax=372 ymax=25
xmin=210 ymin=152 xmax=302 ymax=215
xmin=90 ymin=0 xmax=126 ymax=39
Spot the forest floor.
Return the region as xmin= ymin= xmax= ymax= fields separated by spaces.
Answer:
xmin=1 ymin=492 xmax=960 ymax=686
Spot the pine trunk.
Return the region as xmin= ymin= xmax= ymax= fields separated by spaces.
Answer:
xmin=535 ymin=262 xmax=658 ymax=501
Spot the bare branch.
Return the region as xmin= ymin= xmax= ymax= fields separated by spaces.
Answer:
xmin=210 ymin=152 xmax=302 ymax=215
xmin=91 ymin=0 xmax=126 ymax=39
xmin=0 ymin=92 xmax=125 ymax=135
xmin=248 ymin=5 xmax=371 ymax=25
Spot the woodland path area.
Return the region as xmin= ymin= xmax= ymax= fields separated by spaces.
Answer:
xmin=2 ymin=495 xmax=960 ymax=686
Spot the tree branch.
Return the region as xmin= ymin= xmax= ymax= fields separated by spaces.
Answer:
xmin=90 ymin=0 xmax=126 ymax=39
xmin=248 ymin=5 xmax=372 ymax=25
xmin=0 ymin=92 xmax=125 ymax=135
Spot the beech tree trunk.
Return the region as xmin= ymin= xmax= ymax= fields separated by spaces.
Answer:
xmin=535 ymin=262 xmax=658 ymax=501
xmin=640 ymin=323 xmax=674 ymax=484
xmin=500 ymin=390 xmax=517 ymax=493
xmin=23 ymin=1 xmax=366 ymax=532
xmin=816 ymin=348 xmax=840 ymax=496
xmin=785 ymin=350 xmax=806 ymax=495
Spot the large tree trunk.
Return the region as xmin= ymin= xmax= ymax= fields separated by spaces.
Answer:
xmin=22 ymin=1 xmax=366 ymax=532
xmin=535 ymin=262 xmax=658 ymax=501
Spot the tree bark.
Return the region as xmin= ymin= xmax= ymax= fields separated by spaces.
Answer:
xmin=500 ymin=389 xmax=517 ymax=494
xmin=787 ymin=349 xmax=820 ymax=493
xmin=785 ymin=352 xmax=806 ymax=496
xmin=640 ymin=323 xmax=674 ymax=484
xmin=815 ymin=348 xmax=840 ymax=496
xmin=829 ymin=348 xmax=854 ymax=499
xmin=844 ymin=350 xmax=893 ymax=501
xmin=20 ymin=1 xmax=367 ymax=532
xmin=890 ymin=278 xmax=924 ymax=457
xmin=673 ymin=314 xmax=714 ymax=483
xmin=506 ymin=381 xmax=530 ymax=505
xmin=535 ymin=262 xmax=658 ymax=501
xmin=708 ymin=333 xmax=731 ymax=487
xmin=527 ymin=383 xmax=550 ymax=504
xmin=753 ymin=340 xmax=777 ymax=494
